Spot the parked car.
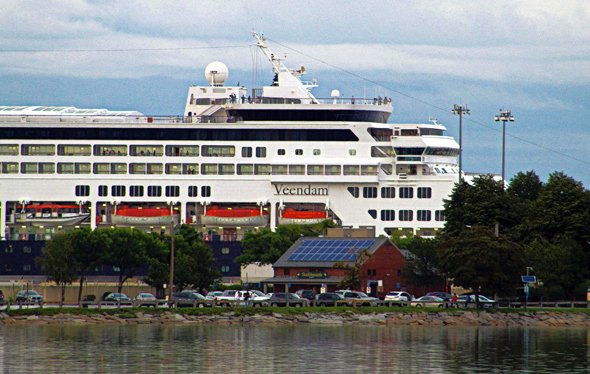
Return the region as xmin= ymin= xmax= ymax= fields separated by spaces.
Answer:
xmin=457 ymin=294 xmax=497 ymax=308
xmin=295 ymin=289 xmax=315 ymax=301
xmin=384 ymin=291 xmax=412 ymax=303
xmin=172 ymin=291 xmax=208 ymax=307
xmin=15 ymin=290 xmax=43 ymax=303
xmin=135 ymin=293 xmax=157 ymax=306
xmin=340 ymin=291 xmax=379 ymax=306
xmin=315 ymin=292 xmax=344 ymax=306
xmin=205 ymin=291 xmax=224 ymax=301
xmin=268 ymin=292 xmax=306 ymax=307
xmin=410 ymin=295 xmax=445 ymax=308
xmin=426 ymin=292 xmax=452 ymax=301
xmin=104 ymin=292 xmax=132 ymax=305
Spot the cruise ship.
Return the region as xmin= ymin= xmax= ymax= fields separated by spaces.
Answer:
xmin=0 ymin=32 xmax=459 ymax=243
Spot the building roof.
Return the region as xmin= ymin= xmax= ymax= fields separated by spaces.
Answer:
xmin=273 ymin=236 xmax=391 ymax=268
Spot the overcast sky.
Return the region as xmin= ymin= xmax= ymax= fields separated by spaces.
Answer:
xmin=1 ymin=1 xmax=590 ymax=186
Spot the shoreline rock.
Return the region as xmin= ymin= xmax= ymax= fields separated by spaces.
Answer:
xmin=1 ymin=310 xmax=589 ymax=327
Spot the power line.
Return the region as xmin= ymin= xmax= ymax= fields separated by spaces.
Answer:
xmin=0 ymin=45 xmax=249 ymax=53
xmin=269 ymin=38 xmax=590 ymax=168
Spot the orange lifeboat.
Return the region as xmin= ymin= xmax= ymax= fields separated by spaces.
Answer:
xmin=200 ymin=206 xmax=269 ymax=227
xmin=278 ymin=208 xmax=329 ymax=225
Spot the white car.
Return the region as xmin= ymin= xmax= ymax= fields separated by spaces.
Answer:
xmin=384 ymin=291 xmax=412 ymax=302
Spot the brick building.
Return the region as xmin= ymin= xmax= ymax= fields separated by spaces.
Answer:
xmin=263 ymin=236 xmax=428 ymax=298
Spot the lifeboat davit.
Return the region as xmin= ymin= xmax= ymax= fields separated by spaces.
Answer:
xmin=200 ymin=206 xmax=269 ymax=227
xmin=15 ymin=203 xmax=90 ymax=226
xmin=111 ymin=206 xmax=180 ymax=226
xmin=278 ymin=208 xmax=330 ymax=225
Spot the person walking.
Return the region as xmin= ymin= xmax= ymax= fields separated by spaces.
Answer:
xmin=452 ymin=293 xmax=458 ymax=308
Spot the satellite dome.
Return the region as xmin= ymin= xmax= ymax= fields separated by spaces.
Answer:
xmin=204 ymin=61 xmax=229 ymax=86
xmin=330 ymin=89 xmax=341 ymax=98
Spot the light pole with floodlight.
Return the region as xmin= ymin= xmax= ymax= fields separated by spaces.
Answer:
xmin=494 ymin=110 xmax=515 ymax=189
xmin=452 ymin=104 xmax=470 ymax=183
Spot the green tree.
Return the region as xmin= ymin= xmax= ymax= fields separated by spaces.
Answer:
xmin=172 ymin=225 xmax=219 ymax=291
xmin=393 ymin=234 xmax=445 ymax=289
xmin=333 ymin=249 xmax=370 ymax=290
xmin=70 ymin=228 xmax=110 ymax=303
xmin=103 ymin=228 xmax=151 ymax=292
xmin=440 ymin=226 xmax=525 ymax=306
xmin=38 ymin=233 xmax=77 ymax=306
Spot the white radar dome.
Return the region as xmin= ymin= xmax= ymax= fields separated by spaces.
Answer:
xmin=330 ymin=89 xmax=341 ymax=97
xmin=205 ymin=61 xmax=229 ymax=86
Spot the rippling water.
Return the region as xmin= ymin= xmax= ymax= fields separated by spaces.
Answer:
xmin=0 ymin=324 xmax=588 ymax=373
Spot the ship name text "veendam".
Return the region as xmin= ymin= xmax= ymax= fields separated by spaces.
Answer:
xmin=273 ymin=184 xmax=329 ymax=196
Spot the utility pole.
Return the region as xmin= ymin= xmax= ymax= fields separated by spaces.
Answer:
xmin=168 ymin=203 xmax=176 ymax=305
xmin=452 ymin=104 xmax=470 ymax=183
xmin=494 ymin=109 xmax=515 ymax=189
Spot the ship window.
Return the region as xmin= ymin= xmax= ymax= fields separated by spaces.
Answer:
xmin=165 ymin=163 xmax=182 ymax=175
xmin=277 ymin=149 xmax=286 ymax=156
xmin=130 ymin=163 xmax=147 ymax=174
xmin=289 ymin=165 xmax=305 ymax=175
xmin=420 ymin=128 xmax=444 ymax=136
xmin=435 ymin=210 xmax=445 ymax=221
xmin=202 ymin=145 xmax=235 ymax=157
xmin=417 ymin=187 xmax=432 ymax=199
xmin=295 ymin=149 xmax=303 ymax=156
xmin=93 ymin=163 xmax=109 ymax=174
xmin=112 ymin=185 xmax=126 ymax=197
xmin=130 ymin=145 xmax=163 ymax=156
xmin=347 ymin=187 xmax=359 ymax=198
xmin=219 ymin=164 xmax=235 ymax=175
xmin=255 ymin=164 xmax=271 ymax=175
xmin=381 ymin=187 xmax=395 ymax=198
xmin=343 ymin=165 xmax=359 ymax=175
xmin=39 ymin=163 xmax=55 ymax=174
xmin=348 ymin=149 xmax=357 ymax=156
xmin=313 ymin=149 xmax=321 ymax=156
xmin=272 ymin=165 xmax=288 ymax=175
xmin=237 ymin=164 xmax=254 ymax=175
xmin=417 ymin=210 xmax=431 ymax=221
xmin=130 ymin=186 xmax=144 ymax=197
xmin=2 ymin=162 xmax=18 ymax=174
xmin=394 ymin=147 xmax=424 ymax=155
xmin=368 ymin=128 xmax=393 ymax=142
xmin=256 ymin=147 xmax=266 ymax=158
xmin=148 ymin=186 xmax=162 ymax=197
xmin=221 ymin=265 xmax=230 ymax=273
xmin=98 ymin=185 xmax=108 ymax=197
xmin=242 ymin=147 xmax=252 ymax=158
xmin=183 ymin=163 xmax=198 ymax=175
xmin=75 ymin=185 xmax=90 ymax=197
xmin=367 ymin=209 xmax=377 ymax=219
xmin=399 ymin=210 xmax=413 ymax=221
xmin=111 ymin=163 xmax=127 ymax=174
xmin=425 ymin=147 xmax=458 ymax=156
xmin=221 ymin=247 xmax=230 ymax=255
xmin=21 ymin=144 xmax=55 ymax=156
xmin=21 ymin=163 xmax=38 ymax=174
xmin=58 ymin=163 xmax=74 ymax=174
xmin=76 ymin=163 xmax=91 ymax=174
xmin=381 ymin=210 xmax=395 ymax=221
xmin=57 ymin=144 xmax=91 ymax=156
xmin=94 ymin=145 xmax=127 ymax=156
xmin=165 ymin=186 xmax=180 ymax=197
xmin=363 ymin=187 xmax=377 ymax=198
xmin=325 ymin=165 xmax=341 ymax=175
xmin=307 ymin=165 xmax=323 ymax=175
xmin=0 ymin=144 xmax=18 ymax=155
xmin=361 ymin=165 xmax=378 ymax=175
xmin=371 ymin=146 xmax=394 ymax=157
xmin=399 ymin=187 xmax=414 ymax=199
xmin=201 ymin=164 xmax=218 ymax=175
xmin=166 ymin=145 xmax=199 ymax=157
xmin=23 ymin=264 xmax=31 ymax=272
xmin=201 ymin=186 xmax=211 ymax=197
xmin=187 ymin=186 xmax=198 ymax=197
xmin=401 ymin=129 xmax=419 ymax=136
xmin=23 ymin=246 xmax=32 ymax=254
xmin=147 ymin=163 xmax=163 ymax=174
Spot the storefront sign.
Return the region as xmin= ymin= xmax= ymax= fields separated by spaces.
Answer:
xmin=296 ymin=271 xmax=328 ymax=279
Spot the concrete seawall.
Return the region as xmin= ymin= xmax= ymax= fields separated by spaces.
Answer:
xmin=2 ymin=310 xmax=590 ymax=327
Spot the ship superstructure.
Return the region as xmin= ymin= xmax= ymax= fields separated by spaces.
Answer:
xmin=0 ymin=33 xmax=459 ymax=242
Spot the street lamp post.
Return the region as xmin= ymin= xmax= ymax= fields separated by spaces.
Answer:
xmin=167 ymin=202 xmax=176 ymax=305
xmin=494 ymin=109 xmax=515 ymax=189
xmin=452 ymin=104 xmax=470 ymax=183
